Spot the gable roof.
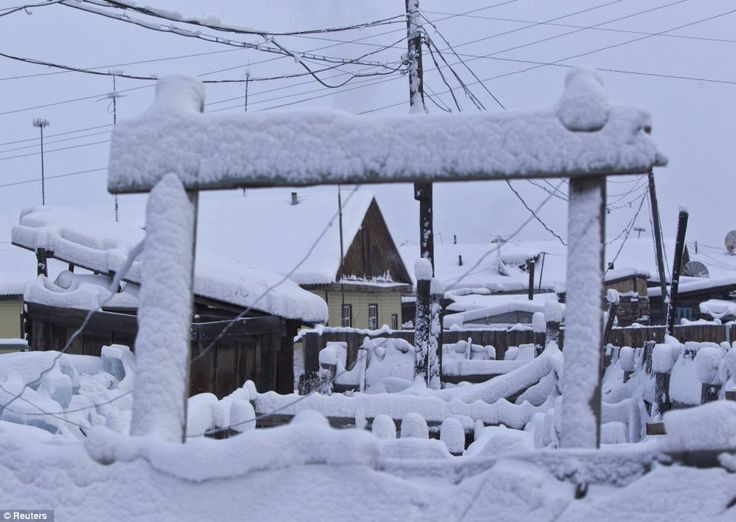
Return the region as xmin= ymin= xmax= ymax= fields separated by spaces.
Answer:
xmin=194 ymin=190 xmax=378 ymax=285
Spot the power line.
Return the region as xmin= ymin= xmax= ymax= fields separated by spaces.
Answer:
xmin=423 ymin=9 xmax=736 ymax=47
xmin=0 ymin=139 xmax=110 ymax=161
xmin=88 ymin=0 xmax=407 ymax=37
xmin=0 ymin=123 xmax=112 ymax=146
xmin=506 ymin=180 xmax=567 ymax=246
xmin=0 ymin=129 xmax=111 ymax=154
xmin=359 ymin=3 xmax=735 ymax=114
xmin=0 ymin=166 xmax=106 ymax=188
xmin=0 ymin=0 xmax=62 ymax=17
xmin=60 ymin=1 xmax=398 ymax=89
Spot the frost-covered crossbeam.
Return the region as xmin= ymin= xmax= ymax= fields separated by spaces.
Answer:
xmin=107 ymin=70 xmax=667 ymax=193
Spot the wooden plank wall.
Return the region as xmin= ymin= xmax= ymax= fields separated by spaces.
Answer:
xmin=302 ymin=323 xmax=733 ymax=373
xmin=26 ymin=303 xmax=293 ymax=397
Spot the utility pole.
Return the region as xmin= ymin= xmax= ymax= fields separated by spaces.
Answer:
xmin=338 ymin=184 xmax=346 ymax=322
xmin=666 ymin=209 xmax=689 ymax=335
xmin=405 ymin=0 xmax=433 ymax=271
xmin=32 ymin=118 xmax=49 ymax=205
xmin=648 ymin=170 xmax=668 ymax=323
xmin=406 ymin=0 xmax=441 ymax=386
xmin=111 ymin=75 xmax=121 ymax=221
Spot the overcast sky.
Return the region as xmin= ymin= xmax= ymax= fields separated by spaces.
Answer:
xmin=1 ymin=0 xmax=735 ymax=256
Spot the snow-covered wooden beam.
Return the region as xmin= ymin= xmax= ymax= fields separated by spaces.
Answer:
xmin=107 ymin=70 xmax=667 ymax=194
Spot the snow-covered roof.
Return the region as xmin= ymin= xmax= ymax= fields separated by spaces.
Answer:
xmin=399 ymin=241 xmax=555 ymax=294
xmin=195 ymin=191 xmax=378 ymax=286
xmin=649 ymin=276 xmax=736 ymax=297
xmin=0 ymin=212 xmax=67 ymax=297
xmin=443 ymin=293 xmax=562 ymax=328
xmin=108 ymin=70 xmax=666 ymax=194
xmin=699 ymin=299 xmax=736 ymax=319
xmin=11 ymin=207 xmax=327 ymax=323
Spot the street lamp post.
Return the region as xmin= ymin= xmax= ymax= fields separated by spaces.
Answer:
xmin=32 ymin=117 xmax=50 ymax=205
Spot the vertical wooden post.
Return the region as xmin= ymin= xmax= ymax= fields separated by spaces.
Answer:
xmin=647 ymin=170 xmax=668 ymax=324
xmin=428 ymin=278 xmax=443 ymax=389
xmin=560 ymin=176 xmax=605 ymax=449
xmin=527 ymin=258 xmax=535 ymax=300
xmin=36 ymin=248 xmax=48 ymax=277
xmin=130 ymin=174 xmax=197 ymax=443
xmin=666 ymin=209 xmax=689 ymax=335
xmin=532 ymin=311 xmax=546 ymax=357
xmin=414 ymin=260 xmax=431 ymax=384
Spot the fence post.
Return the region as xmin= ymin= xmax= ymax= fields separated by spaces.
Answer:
xmin=651 ymin=343 xmax=675 ymax=418
xmin=532 ymin=311 xmax=546 ymax=357
xmin=695 ymin=346 xmax=723 ymax=404
xmin=129 ymin=174 xmax=197 ymax=443
xmin=560 ymin=176 xmax=605 ymax=449
xmin=414 ymin=259 xmax=432 ymax=384
xmin=544 ymin=300 xmax=562 ymax=347
xmin=428 ymin=278 xmax=443 ymax=389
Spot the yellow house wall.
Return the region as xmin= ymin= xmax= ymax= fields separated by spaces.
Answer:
xmin=308 ymin=288 xmax=403 ymax=329
xmin=0 ymin=297 xmax=23 ymax=339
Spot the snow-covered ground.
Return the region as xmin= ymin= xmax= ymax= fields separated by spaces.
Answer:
xmin=1 ymin=336 xmax=735 ymax=521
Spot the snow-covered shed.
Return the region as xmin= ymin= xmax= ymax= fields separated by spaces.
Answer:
xmin=11 ymin=206 xmax=329 ymax=395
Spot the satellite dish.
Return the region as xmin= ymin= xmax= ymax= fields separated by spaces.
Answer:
xmin=726 ymin=230 xmax=736 ymax=254
xmin=682 ymin=260 xmax=710 ymax=278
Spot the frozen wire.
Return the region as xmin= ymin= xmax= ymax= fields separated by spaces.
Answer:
xmin=505 ymin=180 xmax=566 ymax=246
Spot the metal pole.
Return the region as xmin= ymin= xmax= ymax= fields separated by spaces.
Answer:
xmin=32 ymin=118 xmax=49 ymax=205
xmin=40 ymin=125 xmax=45 ymax=205
xmin=648 ymin=170 xmax=668 ymax=322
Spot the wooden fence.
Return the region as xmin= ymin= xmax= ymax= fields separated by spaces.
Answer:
xmin=301 ymin=323 xmax=736 ymax=380
xmin=25 ymin=302 xmax=295 ymax=396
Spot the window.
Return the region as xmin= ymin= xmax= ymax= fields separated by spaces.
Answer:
xmin=391 ymin=314 xmax=399 ymax=330
xmin=341 ymin=304 xmax=352 ymax=328
xmin=368 ymin=304 xmax=378 ymax=330
xmin=675 ymin=307 xmax=693 ymax=322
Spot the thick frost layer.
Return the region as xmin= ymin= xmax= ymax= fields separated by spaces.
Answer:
xmin=560 ymin=181 xmax=604 ymax=449
xmin=108 ymin=70 xmax=665 ymax=193
xmin=130 ymin=175 xmax=194 ymax=442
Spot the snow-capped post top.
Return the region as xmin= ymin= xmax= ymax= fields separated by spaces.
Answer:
xmin=150 ymin=76 xmax=205 ymax=115
xmin=532 ymin=311 xmax=546 ymax=333
xmin=556 ymin=69 xmax=610 ymax=132
xmin=606 ymin=289 xmax=620 ymax=306
xmin=544 ymin=299 xmax=563 ymax=323
xmin=415 ymin=258 xmax=433 ymax=281
xmin=107 ymin=68 xmax=667 ymax=194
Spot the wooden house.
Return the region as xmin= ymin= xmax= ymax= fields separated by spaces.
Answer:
xmin=190 ymin=190 xmax=413 ymax=331
xmin=12 ymin=207 xmax=328 ymax=396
